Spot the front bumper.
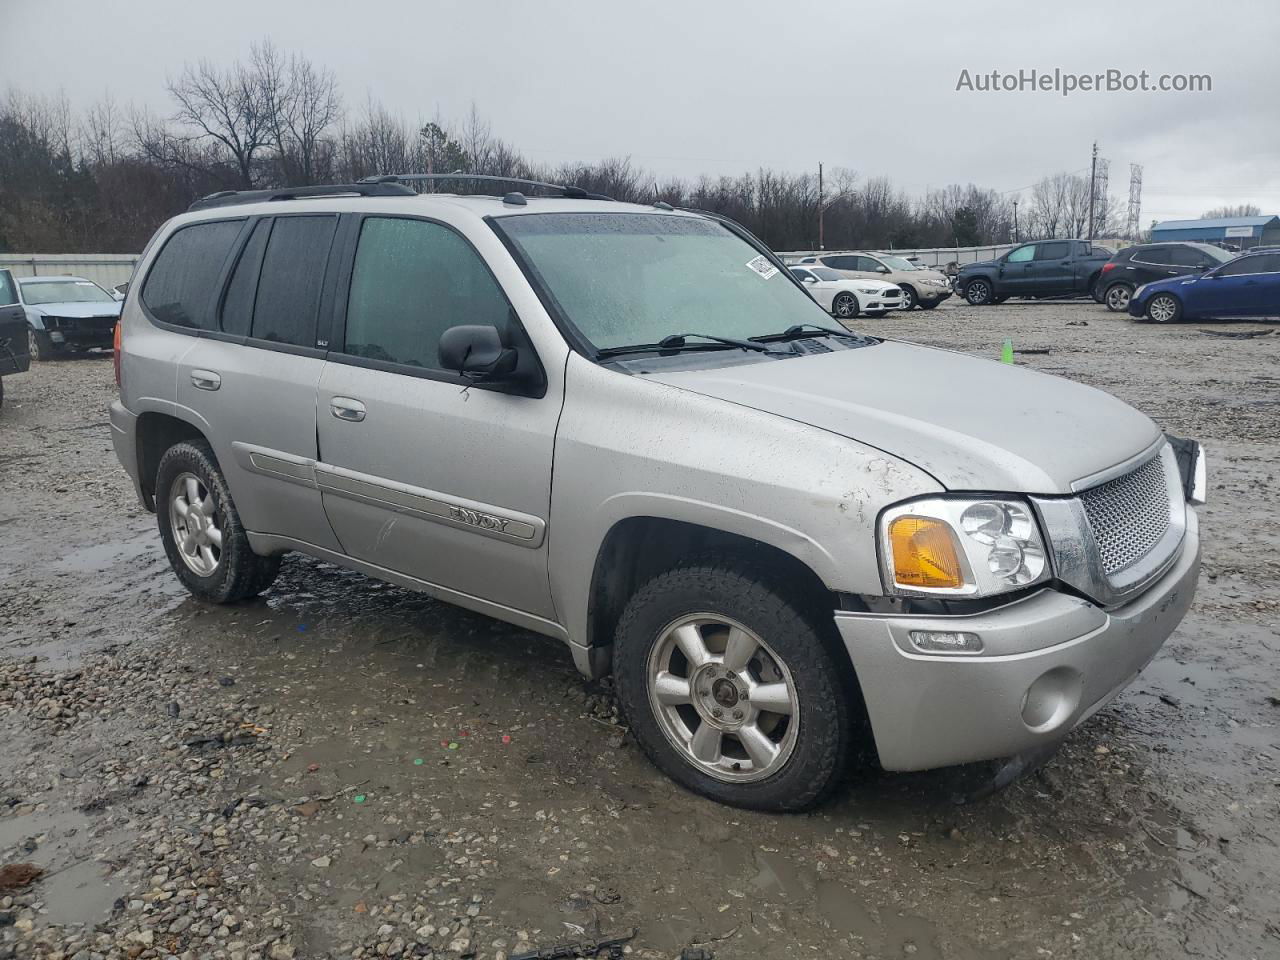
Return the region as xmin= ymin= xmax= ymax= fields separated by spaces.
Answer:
xmin=863 ymin=294 xmax=903 ymax=312
xmin=41 ymin=317 xmax=118 ymax=350
xmin=915 ymin=283 xmax=953 ymax=303
xmin=836 ymin=509 xmax=1200 ymax=772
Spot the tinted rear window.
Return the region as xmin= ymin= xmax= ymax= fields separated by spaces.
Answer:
xmin=142 ymin=220 xmax=244 ymax=329
xmin=249 ymin=216 xmax=337 ymax=348
xmin=220 ymin=219 xmax=271 ymax=337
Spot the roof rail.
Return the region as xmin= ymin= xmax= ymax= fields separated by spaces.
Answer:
xmin=188 ymin=181 xmax=416 ymax=211
xmin=362 ymin=173 xmax=614 ymax=202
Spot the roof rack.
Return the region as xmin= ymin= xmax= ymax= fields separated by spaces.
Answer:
xmin=362 ymin=173 xmax=614 ymax=202
xmin=188 ymin=181 xmax=415 ymax=211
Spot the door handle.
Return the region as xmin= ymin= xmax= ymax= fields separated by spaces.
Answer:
xmin=191 ymin=369 xmax=221 ymax=391
xmin=330 ymin=397 xmax=366 ymax=422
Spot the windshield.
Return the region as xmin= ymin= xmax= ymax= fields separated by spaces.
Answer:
xmin=1200 ymin=245 xmax=1235 ymax=264
xmin=20 ymin=279 xmax=114 ymax=305
xmin=877 ymin=255 xmax=918 ymax=271
xmin=496 ymin=213 xmax=831 ymax=350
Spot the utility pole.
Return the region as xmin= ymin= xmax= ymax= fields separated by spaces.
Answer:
xmin=1087 ymin=141 xmax=1098 ymax=241
xmin=817 ymin=162 xmax=825 ymax=250
xmin=1012 ymin=198 xmax=1019 ymax=243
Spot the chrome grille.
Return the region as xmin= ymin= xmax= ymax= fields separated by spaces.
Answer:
xmin=1080 ymin=455 xmax=1172 ymax=576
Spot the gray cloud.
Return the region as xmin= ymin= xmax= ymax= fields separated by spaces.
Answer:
xmin=6 ymin=0 xmax=1277 ymax=222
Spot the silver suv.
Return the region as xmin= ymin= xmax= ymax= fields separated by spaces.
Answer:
xmin=111 ymin=179 xmax=1204 ymax=811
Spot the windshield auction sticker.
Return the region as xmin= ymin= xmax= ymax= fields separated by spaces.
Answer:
xmin=745 ymin=255 xmax=779 ymax=280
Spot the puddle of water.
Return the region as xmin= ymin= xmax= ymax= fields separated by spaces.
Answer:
xmin=815 ymin=879 xmax=877 ymax=938
xmin=749 ymin=849 xmax=813 ymax=900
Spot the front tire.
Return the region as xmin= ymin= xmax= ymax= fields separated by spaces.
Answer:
xmin=613 ymin=559 xmax=853 ymax=811
xmin=964 ymin=278 xmax=995 ymax=305
xmin=156 ymin=440 xmax=281 ymax=603
xmin=28 ymin=328 xmax=56 ymax=362
xmin=898 ymin=285 xmax=918 ymax=310
xmin=1145 ymin=293 xmax=1182 ymax=324
xmin=1104 ymin=283 xmax=1133 ymax=313
xmin=918 ymin=299 xmax=940 ymax=310
xmin=831 ymin=292 xmax=860 ymax=320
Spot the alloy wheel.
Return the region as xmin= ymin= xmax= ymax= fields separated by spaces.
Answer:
xmin=966 ymin=280 xmax=991 ymax=305
xmin=833 ymin=293 xmax=858 ymax=319
xmin=646 ymin=614 xmax=799 ymax=783
xmin=1106 ymin=285 xmax=1131 ymax=311
xmin=169 ymin=472 xmax=224 ymax=576
xmin=1148 ymin=294 xmax=1177 ymax=323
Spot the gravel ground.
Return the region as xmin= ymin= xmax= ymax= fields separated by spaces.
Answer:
xmin=0 ymin=299 xmax=1278 ymax=960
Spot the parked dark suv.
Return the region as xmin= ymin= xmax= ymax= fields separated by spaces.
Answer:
xmin=0 ymin=269 xmax=33 ymax=407
xmin=957 ymin=239 xmax=1113 ymax=305
xmin=1096 ymin=243 xmax=1235 ymax=312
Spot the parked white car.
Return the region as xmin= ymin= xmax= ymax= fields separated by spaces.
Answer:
xmin=788 ymin=266 xmax=902 ymax=319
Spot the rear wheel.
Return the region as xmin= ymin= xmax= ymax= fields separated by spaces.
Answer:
xmin=964 ymin=279 xmax=994 ymax=305
xmin=28 ymin=328 xmax=56 ymax=362
xmin=831 ymin=292 xmax=860 ymax=320
xmin=156 ymin=440 xmax=281 ymax=603
xmin=613 ymin=559 xmax=853 ymax=811
xmin=1146 ymin=293 xmax=1182 ymax=324
xmin=1104 ymin=283 xmax=1134 ymax=312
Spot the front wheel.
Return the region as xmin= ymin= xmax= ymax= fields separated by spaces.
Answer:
xmin=964 ymin=279 xmax=995 ymax=305
xmin=613 ymin=559 xmax=853 ymax=811
xmin=156 ymin=439 xmax=281 ymax=603
xmin=918 ymin=299 xmax=940 ymax=310
xmin=1104 ymin=283 xmax=1133 ymax=312
xmin=28 ymin=328 xmax=56 ymax=362
xmin=1146 ymin=293 xmax=1182 ymax=324
xmin=831 ymin=292 xmax=860 ymax=320
xmin=898 ymin=285 xmax=918 ymax=310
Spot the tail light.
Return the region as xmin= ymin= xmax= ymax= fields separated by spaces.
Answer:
xmin=1100 ymin=263 xmax=1117 ymax=274
xmin=113 ymin=320 xmax=122 ymax=387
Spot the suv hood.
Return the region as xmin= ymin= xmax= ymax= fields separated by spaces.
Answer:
xmin=27 ymin=301 xmax=122 ymax=318
xmin=646 ymin=339 xmax=1160 ymax=494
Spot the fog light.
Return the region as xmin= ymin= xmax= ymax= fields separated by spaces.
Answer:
xmin=909 ymin=630 xmax=983 ymax=654
xmin=49 ymin=331 xmax=65 ymax=342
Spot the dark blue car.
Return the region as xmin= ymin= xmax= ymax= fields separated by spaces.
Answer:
xmin=1129 ymin=249 xmax=1280 ymax=323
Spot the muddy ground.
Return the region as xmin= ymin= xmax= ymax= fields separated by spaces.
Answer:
xmin=1 ymin=300 xmax=1277 ymax=960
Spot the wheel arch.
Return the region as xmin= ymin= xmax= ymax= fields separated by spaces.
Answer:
xmin=135 ymin=411 xmax=213 ymax=511
xmin=582 ymin=515 xmax=839 ymax=680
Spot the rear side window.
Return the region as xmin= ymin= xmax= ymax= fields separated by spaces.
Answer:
xmin=0 ymin=270 xmax=16 ymax=306
xmin=1035 ymin=241 xmax=1070 ymax=260
xmin=220 ymin=219 xmax=271 ymax=337
xmin=342 ymin=217 xmax=510 ymax=369
xmin=249 ymin=216 xmax=337 ymax=347
xmin=1135 ymin=246 xmax=1174 ymax=265
xmin=1168 ymin=246 xmax=1208 ymax=267
xmin=142 ymin=220 xmax=243 ymax=329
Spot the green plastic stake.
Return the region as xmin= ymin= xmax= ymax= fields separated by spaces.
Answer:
xmin=1000 ymin=338 xmax=1014 ymax=364
xmin=413 ymin=758 xmax=424 ymax=766
xmin=353 ymin=794 xmax=366 ymax=804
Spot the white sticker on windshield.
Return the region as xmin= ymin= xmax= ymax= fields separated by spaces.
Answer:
xmin=745 ymin=255 xmax=779 ymax=280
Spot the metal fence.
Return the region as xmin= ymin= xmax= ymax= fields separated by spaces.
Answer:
xmin=0 ymin=254 xmax=140 ymax=290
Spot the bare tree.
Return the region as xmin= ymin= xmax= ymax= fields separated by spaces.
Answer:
xmin=262 ymin=45 xmax=341 ymax=185
xmin=1201 ymin=203 xmax=1261 ymax=219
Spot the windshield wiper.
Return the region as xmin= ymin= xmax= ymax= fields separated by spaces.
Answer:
xmin=750 ymin=323 xmax=862 ymax=343
xmin=597 ymin=332 xmax=790 ymax=359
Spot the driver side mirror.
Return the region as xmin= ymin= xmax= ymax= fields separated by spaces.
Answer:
xmin=802 ymin=275 xmax=818 ymax=284
xmin=438 ymin=325 xmax=519 ymax=380
xmin=876 ymin=266 xmax=890 ymax=273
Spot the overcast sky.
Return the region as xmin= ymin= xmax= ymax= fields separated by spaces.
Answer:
xmin=5 ymin=0 xmax=1278 ymax=225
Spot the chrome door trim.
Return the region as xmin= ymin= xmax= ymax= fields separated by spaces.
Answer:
xmin=314 ymin=462 xmax=546 ymax=548
xmin=232 ymin=441 xmax=319 ymax=490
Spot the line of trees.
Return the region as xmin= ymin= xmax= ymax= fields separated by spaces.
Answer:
xmin=3 ymin=41 xmax=1147 ymax=255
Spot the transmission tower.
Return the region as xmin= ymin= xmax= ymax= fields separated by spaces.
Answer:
xmin=1092 ymin=157 xmax=1110 ymax=238
xmin=1126 ymin=163 xmax=1144 ymax=240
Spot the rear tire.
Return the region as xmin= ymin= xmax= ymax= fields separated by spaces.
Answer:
xmin=156 ymin=439 xmax=281 ymax=603
xmin=964 ymin=279 xmax=995 ymax=305
xmin=831 ymin=292 xmax=860 ymax=320
xmin=1145 ymin=293 xmax=1182 ymax=324
xmin=1104 ymin=283 xmax=1134 ymax=313
xmin=613 ymin=558 xmax=853 ymax=812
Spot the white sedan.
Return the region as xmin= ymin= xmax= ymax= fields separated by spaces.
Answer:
xmin=788 ymin=266 xmax=903 ymax=319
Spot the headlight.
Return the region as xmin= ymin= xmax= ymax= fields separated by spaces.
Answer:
xmin=856 ymin=286 xmax=882 ymax=295
xmin=1133 ymin=284 xmax=1148 ymax=299
xmin=879 ymin=497 xmax=1049 ymax=597
xmin=920 ymin=277 xmax=947 ymax=287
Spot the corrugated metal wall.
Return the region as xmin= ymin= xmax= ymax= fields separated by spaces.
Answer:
xmin=0 ymin=254 xmax=139 ymax=289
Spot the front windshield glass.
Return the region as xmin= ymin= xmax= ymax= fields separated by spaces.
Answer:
xmin=20 ymin=279 xmax=114 ymax=305
xmin=1200 ymin=245 xmax=1234 ymax=263
xmin=878 ymin=255 xmax=917 ymax=271
xmin=809 ymin=267 xmax=844 ymax=281
xmin=496 ymin=213 xmax=830 ymax=350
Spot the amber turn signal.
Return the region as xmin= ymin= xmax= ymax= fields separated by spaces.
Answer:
xmin=888 ymin=516 xmax=965 ymax=589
